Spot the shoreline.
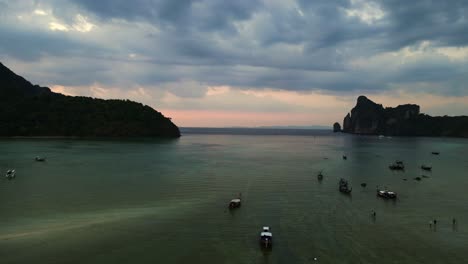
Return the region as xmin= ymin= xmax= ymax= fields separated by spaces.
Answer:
xmin=340 ymin=131 xmax=468 ymax=139
xmin=0 ymin=136 xmax=181 ymax=140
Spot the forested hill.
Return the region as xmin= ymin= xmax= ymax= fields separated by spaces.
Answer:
xmin=0 ymin=62 xmax=180 ymax=137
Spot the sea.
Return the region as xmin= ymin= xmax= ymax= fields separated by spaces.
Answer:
xmin=1 ymin=128 xmax=467 ymax=264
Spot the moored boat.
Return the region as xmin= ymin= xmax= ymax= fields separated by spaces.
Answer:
xmin=228 ymin=198 xmax=241 ymax=209
xmin=339 ymin=178 xmax=352 ymax=194
xmin=5 ymin=169 xmax=16 ymax=179
xmin=389 ymin=162 xmax=405 ymax=170
xmin=377 ymin=188 xmax=397 ymax=199
xmin=421 ymin=165 xmax=432 ymax=171
xmin=317 ymin=171 xmax=323 ymax=181
xmin=35 ymin=156 xmax=46 ymax=162
xmin=259 ymin=226 xmax=273 ymax=249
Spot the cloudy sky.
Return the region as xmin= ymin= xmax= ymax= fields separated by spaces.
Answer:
xmin=1 ymin=0 xmax=468 ymax=127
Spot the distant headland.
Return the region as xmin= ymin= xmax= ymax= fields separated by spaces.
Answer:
xmin=336 ymin=96 xmax=468 ymax=138
xmin=0 ymin=62 xmax=180 ymax=137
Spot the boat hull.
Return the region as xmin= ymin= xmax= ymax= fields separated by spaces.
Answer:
xmin=229 ymin=203 xmax=240 ymax=209
xmin=259 ymin=238 xmax=272 ymax=249
xmin=377 ymin=191 xmax=397 ymax=199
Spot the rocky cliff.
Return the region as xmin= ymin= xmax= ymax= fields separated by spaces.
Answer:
xmin=342 ymin=96 xmax=468 ymax=137
xmin=333 ymin=122 xmax=341 ymax=132
xmin=0 ymin=62 xmax=180 ymax=137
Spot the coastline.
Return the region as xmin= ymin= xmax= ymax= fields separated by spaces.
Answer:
xmin=340 ymin=131 xmax=468 ymax=139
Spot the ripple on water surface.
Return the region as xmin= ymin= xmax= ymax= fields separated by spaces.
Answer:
xmin=0 ymin=133 xmax=468 ymax=263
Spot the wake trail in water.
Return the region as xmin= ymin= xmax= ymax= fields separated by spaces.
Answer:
xmin=0 ymin=199 xmax=203 ymax=240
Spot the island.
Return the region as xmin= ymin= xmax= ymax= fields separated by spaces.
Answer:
xmin=0 ymin=62 xmax=180 ymax=137
xmin=333 ymin=122 xmax=341 ymax=132
xmin=340 ymin=96 xmax=468 ymax=138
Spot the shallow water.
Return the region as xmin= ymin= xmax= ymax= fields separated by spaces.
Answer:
xmin=1 ymin=129 xmax=467 ymax=263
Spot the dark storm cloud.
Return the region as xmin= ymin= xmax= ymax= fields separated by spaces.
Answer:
xmin=0 ymin=26 xmax=97 ymax=61
xmin=70 ymin=0 xmax=194 ymax=23
xmin=389 ymin=56 xmax=468 ymax=96
xmin=66 ymin=0 xmax=378 ymax=72
xmin=378 ymin=0 xmax=468 ymax=49
xmin=71 ymin=0 xmax=262 ymax=33
xmin=1 ymin=0 xmax=468 ymax=96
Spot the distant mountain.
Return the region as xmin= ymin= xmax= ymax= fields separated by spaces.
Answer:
xmin=341 ymin=96 xmax=468 ymax=137
xmin=0 ymin=62 xmax=180 ymax=137
xmin=256 ymin=125 xmax=329 ymax=130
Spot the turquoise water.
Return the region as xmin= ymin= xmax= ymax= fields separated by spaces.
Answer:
xmin=1 ymin=129 xmax=468 ymax=263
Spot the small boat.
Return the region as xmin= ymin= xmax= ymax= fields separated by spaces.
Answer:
xmin=5 ymin=169 xmax=16 ymax=179
xmin=342 ymin=155 xmax=347 ymax=160
xmin=389 ymin=162 xmax=405 ymax=170
xmin=339 ymin=178 xmax=352 ymax=194
xmin=377 ymin=188 xmax=397 ymax=199
xmin=421 ymin=165 xmax=432 ymax=171
xmin=228 ymin=198 xmax=241 ymax=209
xmin=431 ymin=152 xmax=440 ymax=155
xmin=317 ymin=171 xmax=323 ymax=181
xmin=259 ymin=226 xmax=273 ymax=249
xmin=35 ymin=156 xmax=46 ymax=162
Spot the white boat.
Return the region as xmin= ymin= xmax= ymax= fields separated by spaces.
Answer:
xmin=259 ymin=226 xmax=273 ymax=248
xmin=5 ymin=169 xmax=16 ymax=179
xmin=377 ymin=189 xmax=397 ymax=199
xmin=228 ymin=198 xmax=241 ymax=209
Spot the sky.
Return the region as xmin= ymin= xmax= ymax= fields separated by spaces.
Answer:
xmin=1 ymin=0 xmax=468 ymax=127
